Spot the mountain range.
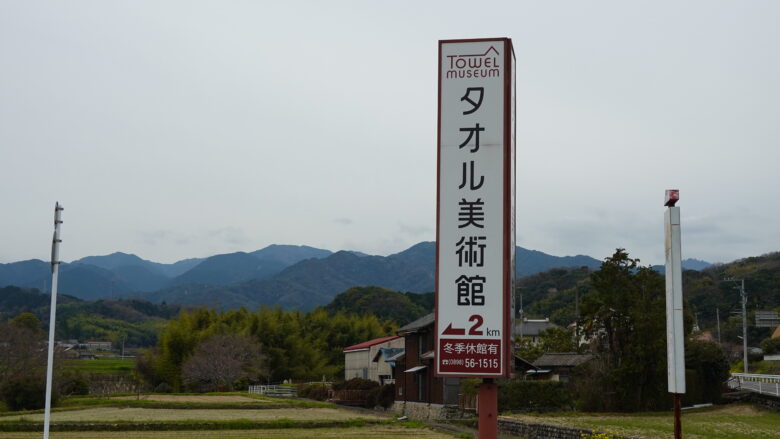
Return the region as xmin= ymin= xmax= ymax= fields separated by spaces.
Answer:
xmin=0 ymin=242 xmax=711 ymax=311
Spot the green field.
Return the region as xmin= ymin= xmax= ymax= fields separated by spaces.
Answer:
xmin=63 ymin=357 xmax=135 ymax=375
xmin=0 ymin=407 xmax=382 ymax=423
xmin=0 ymin=393 xmax=459 ymax=439
xmin=503 ymin=404 xmax=780 ymax=439
xmin=0 ymin=425 xmax=456 ymax=439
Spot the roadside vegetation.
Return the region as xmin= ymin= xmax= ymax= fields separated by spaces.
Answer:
xmin=503 ymin=404 xmax=780 ymax=439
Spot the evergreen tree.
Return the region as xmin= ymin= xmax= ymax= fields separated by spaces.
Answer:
xmin=579 ymin=249 xmax=669 ymax=411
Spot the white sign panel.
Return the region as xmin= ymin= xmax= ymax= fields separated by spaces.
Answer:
xmin=665 ymin=205 xmax=686 ymax=393
xmin=436 ymin=39 xmax=514 ymax=378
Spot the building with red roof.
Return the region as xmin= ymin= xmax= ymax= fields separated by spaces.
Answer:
xmin=343 ymin=335 xmax=403 ymax=384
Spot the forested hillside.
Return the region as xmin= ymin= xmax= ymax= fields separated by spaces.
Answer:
xmin=323 ymin=286 xmax=433 ymax=325
xmin=0 ymin=286 xmax=182 ymax=347
xmin=523 ymin=252 xmax=780 ymax=347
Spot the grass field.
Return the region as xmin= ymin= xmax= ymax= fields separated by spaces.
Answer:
xmin=63 ymin=358 xmax=135 ymax=375
xmin=503 ymin=404 xmax=780 ymax=439
xmin=0 ymin=407 xmax=384 ymax=423
xmin=0 ymin=394 xmax=453 ymax=439
xmin=0 ymin=425 xmax=457 ymax=438
xmin=111 ymin=395 xmax=261 ymax=403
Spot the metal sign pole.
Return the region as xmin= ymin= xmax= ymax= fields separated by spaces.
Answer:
xmin=674 ymin=394 xmax=682 ymax=439
xmin=478 ymin=379 xmax=498 ymax=439
xmin=664 ymin=190 xmax=684 ymax=439
xmin=43 ymin=202 xmax=63 ymax=439
xmin=435 ymin=38 xmax=515 ymax=439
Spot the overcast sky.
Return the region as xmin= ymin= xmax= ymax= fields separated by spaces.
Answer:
xmin=1 ymin=1 xmax=778 ymax=266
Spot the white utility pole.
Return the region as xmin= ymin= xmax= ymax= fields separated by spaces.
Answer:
xmin=739 ymin=279 xmax=748 ymax=374
xmin=723 ymin=278 xmax=748 ymax=373
xmin=44 ymin=202 xmax=63 ymax=439
xmin=664 ymin=190 xmax=685 ymax=439
xmin=716 ymin=308 xmax=721 ymax=344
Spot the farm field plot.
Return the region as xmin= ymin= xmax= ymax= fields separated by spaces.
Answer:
xmin=63 ymin=358 xmax=135 ymax=375
xmin=0 ymin=425 xmax=456 ymax=439
xmin=502 ymin=404 xmax=780 ymax=439
xmin=111 ymin=395 xmax=262 ymax=403
xmin=0 ymin=407 xmax=383 ymax=423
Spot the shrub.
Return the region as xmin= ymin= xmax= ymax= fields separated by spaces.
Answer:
xmin=60 ymin=370 xmax=89 ymax=396
xmin=498 ymin=380 xmax=574 ymax=412
xmin=233 ymin=377 xmax=251 ymax=391
xmin=332 ymin=377 xmax=379 ymax=391
xmin=1 ymin=375 xmax=56 ymax=411
xmin=154 ymin=382 xmax=173 ymax=393
xmin=365 ymin=387 xmax=379 ymax=408
xmin=760 ymin=337 xmax=780 ymax=355
xmin=377 ymin=383 xmax=395 ymax=409
xmin=684 ymin=339 xmax=729 ymax=404
xmin=299 ymin=383 xmax=329 ymax=401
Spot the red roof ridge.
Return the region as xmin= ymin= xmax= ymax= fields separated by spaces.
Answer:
xmin=343 ymin=335 xmax=401 ymax=352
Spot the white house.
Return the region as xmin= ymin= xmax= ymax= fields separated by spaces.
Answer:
xmin=343 ymin=335 xmax=403 ymax=384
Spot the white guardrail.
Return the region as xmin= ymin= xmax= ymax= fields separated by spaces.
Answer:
xmin=728 ymin=373 xmax=780 ymax=397
xmin=248 ymin=384 xmax=296 ymax=397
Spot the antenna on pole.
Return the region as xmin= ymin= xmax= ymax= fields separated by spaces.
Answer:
xmin=44 ymin=202 xmax=63 ymax=439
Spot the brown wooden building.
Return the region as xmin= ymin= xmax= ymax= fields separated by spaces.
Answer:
xmin=392 ymin=313 xmax=460 ymax=417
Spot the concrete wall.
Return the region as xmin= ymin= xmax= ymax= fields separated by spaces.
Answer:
xmin=498 ymin=418 xmax=649 ymax=439
xmin=391 ymin=401 xmax=459 ymax=420
xmin=344 ymin=349 xmax=370 ymax=380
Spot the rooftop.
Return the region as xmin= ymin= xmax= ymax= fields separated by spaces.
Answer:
xmin=515 ymin=318 xmax=558 ymax=337
xmin=343 ymin=335 xmax=401 ymax=353
xmin=398 ymin=313 xmax=434 ymax=334
xmin=533 ymin=352 xmax=594 ymax=368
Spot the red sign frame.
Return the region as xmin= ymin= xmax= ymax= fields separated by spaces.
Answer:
xmin=434 ymin=38 xmax=515 ymax=379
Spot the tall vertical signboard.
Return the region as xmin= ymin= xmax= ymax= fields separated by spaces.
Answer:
xmin=436 ymin=38 xmax=515 ymax=379
xmin=664 ymin=189 xmax=685 ymax=439
xmin=664 ymin=190 xmax=685 ymax=394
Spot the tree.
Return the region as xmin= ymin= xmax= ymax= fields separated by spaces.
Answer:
xmin=10 ymin=312 xmax=43 ymax=333
xmin=515 ymin=326 xmax=580 ymax=362
xmin=579 ymin=249 xmax=668 ymax=411
xmin=0 ymin=315 xmax=58 ymax=410
xmin=182 ymin=334 xmax=267 ymax=392
xmin=760 ymin=337 xmax=780 ymax=355
xmin=684 ymin=339 xmax=729 ymax=404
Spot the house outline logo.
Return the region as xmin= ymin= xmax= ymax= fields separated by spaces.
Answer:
xmin=444 ymin=45 xmax=501 ymax=79
xmin=455 ymin=46 xmax=500 ymax=59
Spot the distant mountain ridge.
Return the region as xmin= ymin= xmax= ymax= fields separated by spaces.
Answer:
xmin=0 ymin=245 xmax=334 ymax=299
xmin=0 ymin=242 xmax=713 ymax=311
xmin=132 ymin=242 xmax=606 ymax=311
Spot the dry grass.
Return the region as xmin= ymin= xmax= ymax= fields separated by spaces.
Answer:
xmin=0 ymin=426 xmax=456 ymax=438
xmin=111 ymin=395 xmax=263 ymax=403
xmin=0 ymin=407 xmax=383 ymax=423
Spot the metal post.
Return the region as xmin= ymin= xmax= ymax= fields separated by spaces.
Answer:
xmin=44 ymin=202 xmax=63 ymax=439
xmin=673 ymin=394 xmax=682 ymax=439
xmin=477 ymin=378 xmax=498 ymax=439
